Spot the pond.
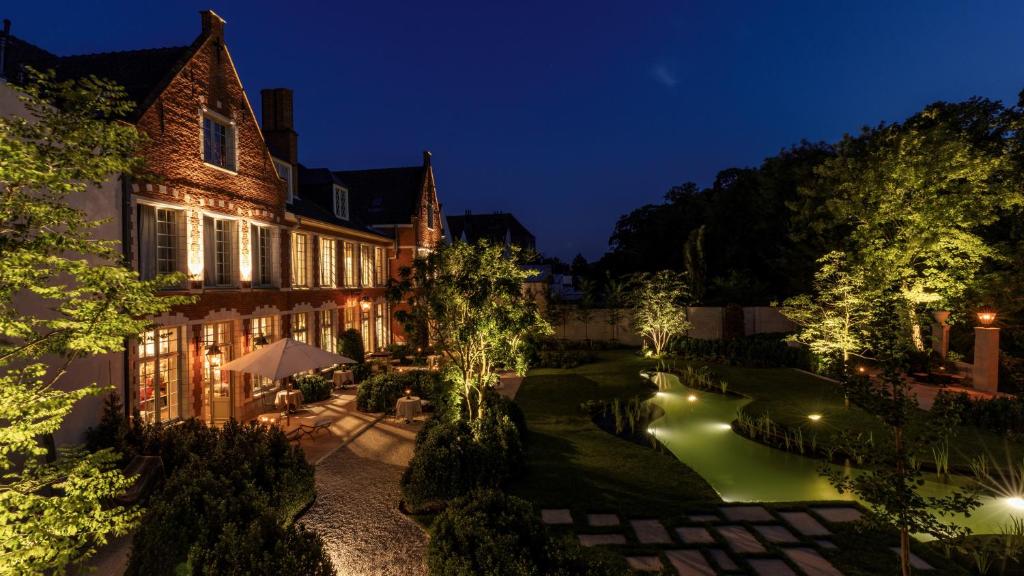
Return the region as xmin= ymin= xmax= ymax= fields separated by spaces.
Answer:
xmin=646 ymin=371 xmax=1022 ymax=536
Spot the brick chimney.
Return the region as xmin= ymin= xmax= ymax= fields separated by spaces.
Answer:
xmin=200 ymin=10 xmax=225 ymax=39
xmin=261 ymin=88 xmax=298 ymax=164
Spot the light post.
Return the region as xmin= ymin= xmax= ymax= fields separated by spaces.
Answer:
xmin=973 ymin=306 xmax=999 ymax=394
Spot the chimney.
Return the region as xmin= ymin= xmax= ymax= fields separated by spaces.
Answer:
xmin=200 ymin=10 xmax=225 ymax=39
xmin=260 ymin=88 xmax=298 ymax=164
xmin=423 ymin=149 xmax=432 ymax=167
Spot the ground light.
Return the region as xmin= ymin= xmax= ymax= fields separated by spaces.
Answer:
xmin=1008 ymin=497 xmax=1024 ymax=510
xmin=808 ymin=414 xmax=822 ymax=422
xmin=687 ymin=394 xmax=698 ymax=402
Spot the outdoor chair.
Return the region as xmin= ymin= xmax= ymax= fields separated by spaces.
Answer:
xmin=298 ymin=418 xmax=332 ymax=438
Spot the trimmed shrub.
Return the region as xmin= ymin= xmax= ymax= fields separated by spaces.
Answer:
xmin=535 ymin=349 xmax=595 ymax=369
xmin=356 ymin=370 xmax=444 ymax=413
xmin=86 ymin=392 xmax=132 ymax=460
xmin=295 ymin=374 xmax=332 ymax=403
xmin=672 ymin=333 xmax=811 ymax=369
xmin=339 ymin=329 xmax=365 ymax=363
xmin=187 ymin=515 xmax=334 ymax=576
xmin=428 ymin=490 xmax=625 ymax=576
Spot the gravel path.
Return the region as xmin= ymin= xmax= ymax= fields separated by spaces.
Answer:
xmin=301 ymin=420 xmax=428 ymax=576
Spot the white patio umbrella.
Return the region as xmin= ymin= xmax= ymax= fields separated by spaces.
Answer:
xmin=219 ymin=337 xmax=356 ymax=381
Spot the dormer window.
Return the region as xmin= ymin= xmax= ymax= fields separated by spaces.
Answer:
xmin=202 ymin=111 xmax=236 ymax=171
xmin=274 ymin=159 xmax=294 ymax=203
xmin=333 ymin=185 xmax=349 ymax=220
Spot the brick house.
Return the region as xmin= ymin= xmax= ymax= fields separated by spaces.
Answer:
xmin=2 ymin=11 xmax=411 ymax=432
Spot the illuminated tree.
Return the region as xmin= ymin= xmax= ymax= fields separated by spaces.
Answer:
xmin=630 ymin=270 xmax=690 ymax=356
xmin=0 ymin=70 xmax=190 ymax=574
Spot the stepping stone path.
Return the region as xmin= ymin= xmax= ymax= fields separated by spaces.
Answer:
xmin=779 ymin=511 xmax=831 ymax=536
xmin=631 ymin=519 xmax=672 ymax=544
xmin=784 ymin=547 xmax=844 ymax=576
xmin=815 ymin=538 xmax=838 ymax=550
xmin=707 ymin=548 xmax=739 ymax=571
xmin=676 ymin=526 xmax=715 ymax=544
xmin=754 ymin=524 xmax=800 ymax=544
xmin=625 ymin=556 xmax=663 ymax=572
xmin=716 ymin=525 xmax=766 ymax=554
xmin=665 ymin=549 xmax=715 ymax=576
xmin=587 ymin=513 xmax=620 ymax=527
xmin=811 ymin=507 xmax=863 ymax=523
xmin=578 ymin=534 xmax=626 ymax=547
xmin=749 ymin=558 xmax=798 ymax=576
xmin=541 ymin=508 xmax=573 ymax=525
xmin=687 ymin=514 xmax=721 ymax=523
xmin=721 ymin=505 xmax=775 ymax=522
xmin=890 ymin=547 xmax=934 ymax=570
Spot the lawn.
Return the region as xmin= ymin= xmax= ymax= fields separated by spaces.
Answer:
xmin=508 ymin=350 xmax=719 ymax=517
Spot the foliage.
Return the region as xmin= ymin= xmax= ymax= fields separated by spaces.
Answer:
xmin=672 ymin=333 xmax=811 ymax=369
xmin=395 ymin=240 xmax=550 ymax=420
xmin=779 ymin=251 xmax=873 ymax=375
xmin=603 ymin=274 xmax=627 ymax=342
xmin=126 ymin=419 xmax=319 ymax=575
xmin=338 ymin=328 xmax=365 ymax=364
xmin=187 ymin=515 xmax=334 ymax=576
xmin=0 ymin=70 xmax=192 ymax=574
xmin=356 ymin=370 xmax=445 ymax=413
xmin=932 ymin=391 xmax=1024 ymax=436
xmin=86 ymin=391 xmax=132 ymax=459
xmin=630 ymin=270 xmax=691 ymax=356
xmin=534 ymin=349 xmax=595 ymax=369
xmin=294 ymin=374 xmax=332 ymax=403
xmin=427 ymin=489 xmax=626 ymax=576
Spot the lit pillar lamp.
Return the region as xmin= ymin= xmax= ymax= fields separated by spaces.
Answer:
xmin=973 ymin=306 xmax=999 ymax=394
xmin=931 ymin=310 xmax=950 ymax=359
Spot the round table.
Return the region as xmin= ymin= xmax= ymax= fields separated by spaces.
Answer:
xmin=333 ymin=370 xmax=355 ymax=388
xmin=275 ymin=389 xmax=304 ymax=412
xmin=395 ymin=396 xmax=422 ymax=422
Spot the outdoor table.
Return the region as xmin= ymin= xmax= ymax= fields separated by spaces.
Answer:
xmin=333 ymin=370 xmax=355 ymax=388
xmin=256 ymin=412 xmax=283 ymax=427
xmin=395 ymin=396 xmax=422 ymax=423
xmin=275 ymin=389 xmax=304 ymax=412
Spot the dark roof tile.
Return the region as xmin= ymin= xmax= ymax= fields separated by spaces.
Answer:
xmin=333 ymin=166 xmax=425 ymax=225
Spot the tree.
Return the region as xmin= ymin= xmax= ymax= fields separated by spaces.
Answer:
xmin=779 ymin=251 xmax=873 ymax=376
xmin=0 ymin=70 xmax=190 ymax=574
xmin=604 ymin=274 xmax=626 ymax=343
xmin=574 ymin=277 xmax=596 ymax=341
xmin=823 ymin=287 xmax=979 ymax=576
xmin=395 ymin=241 xmax=550 ymax=420
xmin=630 ymin=271 xmax=691 ymax=356
xmin=682 ymin=225 xmax=706 ymax=304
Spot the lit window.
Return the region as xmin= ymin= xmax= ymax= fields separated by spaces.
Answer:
xmin=274 ymin=159 xmax=294 ymax=203
xmin=319 ymin=238 xmax=336 ymax=287
xmin=374 ymin=301 xmax=388 ymax=351
xmin=252 ymin=226 xmax=272 ymax=287
xmin=292 ymin=233 xmax=308 ymax=287
xmin=319 ymin=310 xmax=335 ymax=353
xmin=203 ymin=322 xmax=232 ymax=425
xmin=137 ymin=327 xmax=182 ymax=423
xmin=203 ymin=114 xmax=235 ymax=170
xmin=203 ymin=216 xmax=236 ymax=287
xmin=250 ymin=317 xmax=276 ymax=396
xmin=360 ymin=245 xmax=373 ymax=287
xmin=292 ymin=312 xmax=308 ymax=344
xmin=138 ymin=205 xmax=185 ymax=287
xmin=343 ymin=242 xmax=356 ymax=287
xmin=374 ymin=246 xmax=386 ymax=286
xmin=333 ymin=185 xmax=349 ymax=220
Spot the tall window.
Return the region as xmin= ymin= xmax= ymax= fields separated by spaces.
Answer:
xmin=137 ymin=327 xmax=182 ymax=423
xmin=343 ymin=242 xmax=356 ymax=287
xmin=203 ymin=114 xmax=235 ymax=170
xmin=319 ymin=310 xmax=335 ymax=352
xmin=344 ymin=304 xmax=356 ymax=331
xmin=292 ymin=233 xmax=308 ymax=287
xmin=374 ymin=301 xmax=388 ymax=351
xmin=333 ymin=185 xmax=349 ymax=220
xmin=203 ymin=216 xmax=235 ymax=287
xmin=292 ymin=312 xmax=308 ymax=344
xmin=250 ymin=317 xmax=276 ymax=396
xmin=214 ymin=220 xmax=232 ymax=285
xmin=374 ymin=247 xmax=386 ymax=286
xmin=360 ymin=245 xmax=373 ymax=287
xmin=252 ymin=225 xmax=272 ymax=287
xmin=138 ymin=205 xmax=185 ymax=286
xmin=156 ymin=209 xmax=179 ymax=275
xmin=274 ymin=159 xmax=294 ymax=203
xmin=319 ymin=238 xmax=336 ymax=287
xmin=360 ymin=307 xmax=371 ymax=353
xmin=203 ymin=322 xmax=233 ymax=424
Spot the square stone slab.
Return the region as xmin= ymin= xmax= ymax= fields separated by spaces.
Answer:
xmin=587 ymin=513 xmax=620 ymax=527
xmin=625 ymin=556 xmax=663 ymax=571
xmin=687 ymin=514 xmax=721 ymax=523
xmin=578 ymin=533 xmax=626 ymax=547
xmin=783 ymin=547 xmax=844 ymax=576
xmin=665 ymin=549 xmax=715 ymax=576
xmin=749 ymin=558 xmax=798 ymax=576
xmin=631 ymin=519 xmax=672 ymax=544
xmin=721 ymin=505 xmax=775 ymax=522
xmin=541 ymin=508 xmax=573 ymax=525
xmin=812 ymin=507 xmax=863 ymax=523
xmin=676 ymin=526 xmax=715 ymax=544
xmin=707 ymin=548 xmax=739 ymax=571
xmin=779 ymin=511 xmax=831 ymax=536
xmin=814 ymin=539 xmax=838 ymax=550
xmin=754 ymin=524 xmax=800 ymax=544
xmin=715 ymin=525 xmax=766 ymax=554
xmin=890 ymin=547 xmax=934 ymax=570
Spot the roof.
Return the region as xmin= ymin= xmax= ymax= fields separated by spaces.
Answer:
xmin=333 ymin=166 xmax=426 ymax=225
xmin=291 ymin=165 xmax=393 ymax=240
xmin=1 ymin=32 xmax=194 ymax=122
xmin=446 ymin=212 xmax=536 ymax=250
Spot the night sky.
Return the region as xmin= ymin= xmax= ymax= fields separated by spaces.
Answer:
xmin=6 ymin=1 xmax=1024 ymax=260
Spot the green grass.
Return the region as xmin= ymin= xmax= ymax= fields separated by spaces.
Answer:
xmin=507 ymin=350 xmax=719 ymax=517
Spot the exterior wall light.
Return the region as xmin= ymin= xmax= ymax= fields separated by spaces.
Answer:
xmin=360 ymin=296 xmax=372 ymax=312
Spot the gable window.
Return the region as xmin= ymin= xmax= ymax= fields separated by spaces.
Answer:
xmin=343 ymin=242 xmax=356 ymax=287
xmin=137 ymin=204 xmax=186 ymax=287
xmin=360 ymin=244 xmax=373 ymax=287
xmin=203 ymin=113 xmax=236 ymax=171
xmin=319 ymin=238 xmax=337 ymax=287
xmin=291 ymin=233 xmax=309 ymax=287
xmin=274 ymin=159 xmax=294 ymax=203
xmin=333 ymin=185 xmax=349 ymax=220
xmin=251 ymin=225 xmax=273 ymax=287
xmin=203 ymin=216 xmax=236 ymax=287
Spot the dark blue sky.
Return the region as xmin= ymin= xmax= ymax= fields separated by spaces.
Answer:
xmin=7 ymin=1 xmax=1024 ymax=259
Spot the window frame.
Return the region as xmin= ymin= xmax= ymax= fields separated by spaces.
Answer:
xmin=333 ymin=184 xmax=349 ymax=220
xmin=319 ymin=237 xmax=337 ymax=287
xmin=202 ymin=109 xmax=237 ymax=172
xmin=274 ymin=158 xmax=294 ymax=203
xmin=292 ymin=232 xmax=309 ymax=287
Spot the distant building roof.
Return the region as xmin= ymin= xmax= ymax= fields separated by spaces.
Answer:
xmin=447 ymin=212 xmax=535 ymax=251
xmin=292 ymin=165 xmax=393 ymax=239
xmin=333 ymin=166 xmax=426 ymax=226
